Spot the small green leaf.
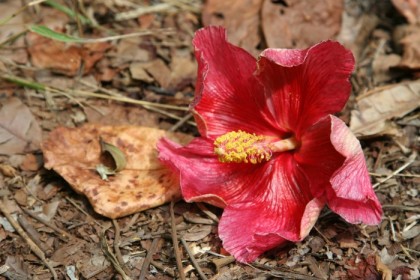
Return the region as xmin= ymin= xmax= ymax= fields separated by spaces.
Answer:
xmin=99 ymin=138 xmax=127 ymax=173
xmin=29 ymin=25 xmax=85 ymax=43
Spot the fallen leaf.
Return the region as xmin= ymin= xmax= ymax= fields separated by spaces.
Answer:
xmin=20 ymin=153 xmax=42 ymax=172
xmin=261 ymin=0 xmax=343 ymax=48
xmin=347 ymin=255 xmax=381 ymax=279
xmin=401 ymin=225 xmax=420 ymax=240
xmin=132 ymin=59 xmax=172 ymax=88
xmin=308 ymin=236 xmax=326 ymax=253
xmin=130 ymin=62 xmax=154 ymax=83
xmin=337 ymin=7 xmax=379 ymax=60
xmin=350 ymin=80 xmax=420 ymax=137
xmin=379 ymin=248 xmax=397 ymax=265
xmin=112 ymin=38 xmax=152 ymax=66
xmin=202 ymin=0 xmax=263 ymax=56
xmin=4 ymin=256 xmax=31 ymax=280
xmin=306 ymin=255 xmax=328 ymax=280
xmin=13 ymin=189 xmax=27 ymax=206
xmin=41 ymin=124 xmax=192 ymax=219
xmin=183 ymin=225 xmax=213 ymax=242
xmin=391 ymin=0 xmax=420 ymax=24
xmin=169 ymin=55 xmax=197 ymax=90
xmin=183 ymin=212 xmax=216 ymax=225
xmin=27 ymin=32 xmax=110 ymax=76
xmin=0 ymin=98 xmax=42 ymax=155
xmin=372 ymin=54 xmax=402 ymax=84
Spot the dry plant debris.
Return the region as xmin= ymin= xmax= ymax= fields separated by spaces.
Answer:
xmin=350 ymin=80 xmax=420 ymax=137
xmin=42 ymin=124 xmax=192 ymax=219
xmin=0 ymin=98 xmax=42 ymax=155
xmin=0 ymin=0 xmax=419 ymax=279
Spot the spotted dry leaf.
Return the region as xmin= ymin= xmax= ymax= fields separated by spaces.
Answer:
xmin=41 ymin=124 xmax=192 ymax=219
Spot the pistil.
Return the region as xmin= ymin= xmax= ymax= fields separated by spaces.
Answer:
xmin=214 ymin=130 xmax=298 ymax=164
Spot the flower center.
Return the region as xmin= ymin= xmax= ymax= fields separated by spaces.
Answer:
xmin=214 ymin=130 xmax=298 ymax=164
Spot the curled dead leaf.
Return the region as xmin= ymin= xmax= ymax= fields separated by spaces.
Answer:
xmin=41 ymin=124 xmax=192 ymax=219
xmin=350 ymin=80 xmax=420 ymax=137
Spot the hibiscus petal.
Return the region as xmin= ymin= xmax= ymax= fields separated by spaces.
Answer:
xmin=192 ymin=26 xmax=279 ymax=138
xmin=295 ymin=115 xmax=346 ymax=197
xmin=256 ymin=41 xmax=355 ymax=134
xmin=158 ymin=137 xmax=277 ymax=207
xmin=327 ymin=116 xmax=382 ymax=225
xmin=295 ymin=115 xmax=382 ymax=225
xmin=218 ymin=156 xmax=314 ymax=262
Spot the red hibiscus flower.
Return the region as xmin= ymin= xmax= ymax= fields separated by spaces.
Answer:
xmin=158 ymin=26 xmax=382 ymax=263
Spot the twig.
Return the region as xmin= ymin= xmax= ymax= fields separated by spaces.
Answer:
xmin=65 ymin=197 xmax=102 ymax=227
xmin=170 ymin=201 xmax=186 ymax=280
xmin=121 ymin=212 xmax=140 ymax=233
xmin=0 ymin=198 xmax=57 ymax=280
xmin=314 ymin=226 xmax=334 ymax=246
xmin=76 ymin=79 xmax=195 ymax=125
xmin=196 ymin=203 xmax=219 ymax=223
xmin=139 ymin=237 xmax=159 ymax=280
xmin=373 ymin=151 xmax=417 ymax=189
xmin=400 ymin=245 xmax=416 ymax=262
xmin=181 ymin=238 xmax=208 ymax=280
xmin=169 ymin=113 xmax=193 ymax=132
xmin=150 ymin=260 xmax=175 ymax=277
xmin=249 ymin=263 xmax=322 ymax=280
xmin=18 ymin=214 xmax=52 ymax=256
xmin=369 ymin=172 xmax=420 ymax=178
xmin=0 ymin=73 xmax=188 ymax=111
xmin=112 ymin=219 xmax=127 ymax=272
xmin=21 ymin=207 xmax=74 ymax=241
xmin=403 ymin=247 xmax=420 ymax=256
xmin=211 ymin=256 xmax=235 ymax=271
xmin=115 ymin=3 xmax=173 ymax=21
xmin=0 ymin=0 xmax=46 ymax=26
xmin=100 ymin=229 xmax=132 ymax=280
xmin=388 ymin=216 xmax=397 ymax=242
xmin=382 ymin=205 xmax=420 ymax=212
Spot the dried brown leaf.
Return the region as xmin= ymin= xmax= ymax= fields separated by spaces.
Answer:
xmin=169 ymin=56 xmax=197 ymax=90
xmin=372 ymin=54 xmax=402 ymax=84
xmin=0 ymin=98 xmax=42 ymax=155
xmin=399 ymin=28 xmax=420 ymax=70
xmin=391 ymin=0 xmax=420 ymax=24
xmin=41 ymin=124 xmax=192 ymax=219
xmin=401 ymin=225 xmax=420 ymax=240
xmin=262 ymin=0 xmax=343 ymax=49
xmin=27 ymin=32 xmax=110 ymax=76
xmin=183 ymin=225 xmax=213 ymax=242
xmin=202 ymin=0 xmax=263 ymax=56
xmin=135 ymin=59 xmax=172 ymax=88
xmin=350 ymin=80 xmax=420 ymax=137
xmin=4 ymin=256 xmax=31 ymax=280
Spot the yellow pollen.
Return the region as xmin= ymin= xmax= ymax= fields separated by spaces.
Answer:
xmin=213 ymin=130 xmax=272 ymax=164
